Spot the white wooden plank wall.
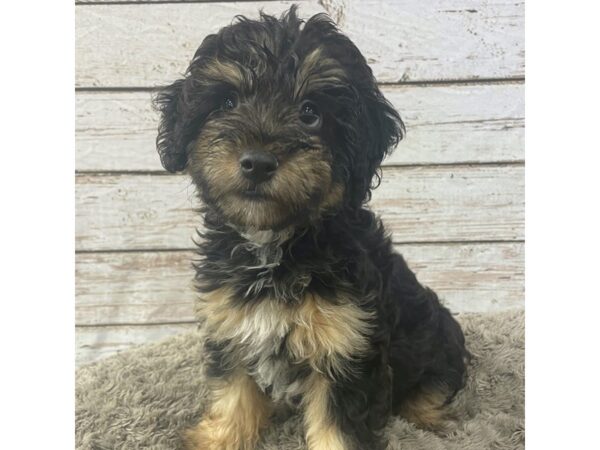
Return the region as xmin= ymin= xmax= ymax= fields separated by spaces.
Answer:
xmin=75 ymin=0 xmax=525 ymax=366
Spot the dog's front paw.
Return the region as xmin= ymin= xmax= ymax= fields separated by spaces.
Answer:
xmin=184 ymin=417 xmax=258 ymax=450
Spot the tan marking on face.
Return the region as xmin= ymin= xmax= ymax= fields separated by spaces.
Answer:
xmin=191 ymin=132 xmax=287 ymax=229
xmin=302 ymin=372 xmax=348 ymax=450
xmin=398 ymin=387 xmax=452 ymax=431
xmin=265 ymin=145 xmax=332 ymax=205
xmin=190 ymin=135 xmax=245 ymax=199
xmin=295 ymin=48 xmax=348 ymax=99
xmin=192 ymin=128 xmax=338 ymax=229
xmin=197 ymin=59 xmax=247 ymax=89
xmin=184 ymin=369 xmax=272 ymax=450
xmin=319 ymin=181 xmax=345 ymax=213
xmin=296 ymin=48 xmax=323 ymax=89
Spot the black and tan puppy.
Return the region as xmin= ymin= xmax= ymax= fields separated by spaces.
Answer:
xmin=155 ymin=7 xmax=468 ymax=450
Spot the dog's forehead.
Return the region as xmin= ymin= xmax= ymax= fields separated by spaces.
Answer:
xmin=192 ymin=16 xmax=348 ymax=99
xmin=215 ymin=15 xmax=309 ymax=62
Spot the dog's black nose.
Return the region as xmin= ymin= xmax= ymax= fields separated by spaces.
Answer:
xmin=239 ymin=151 xmax=278 ymax=184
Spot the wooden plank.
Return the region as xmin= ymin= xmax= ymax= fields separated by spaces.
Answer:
xmin=75 ymin=83 xmax=524 ymax=171
xmin=399 ymin=243 xmax=524 ymax=313
xmin=77 ymin=1 xmax=288 ymax=3
xmin=76 ymin=90 xmax=156 ymax=171
xmin=76 ymin=323 xmax=196 ymax=366
xmin=372 ymin=165 xmax=524 ymax=243
xmin=75 ymin=2 xmax=322 ymax=88
xmin=75 ymin=242 xmax=524 ymax=326
xmin=75 ymin=1 xmax=524 ymax=87
xmin=76 ymin=250 xmax=195 ymax=325
xmin=386 ymin=83 xmax=524 ymax=165
xmin=75 ymin=165 xmax=524 ymax=251
xmin=338 ymin=0 xmax=524 ymax=83
xmin=76 ymin=174 xmax=199 ymax=251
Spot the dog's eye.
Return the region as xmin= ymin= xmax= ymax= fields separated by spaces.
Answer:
xmin=222 ymin=94 xmax=238 ymax=111
xmin=299 ymin=101 xmax=321 ymax=129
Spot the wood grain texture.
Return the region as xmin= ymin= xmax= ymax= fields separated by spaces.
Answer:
xmin=77 ymin=1 xmax=288 ymax=3
xmin=75 ymin=83 xmax=524 ymax=171
xmin=76 ymin=242 xmax=524 ymax=326
xmin=76 ymin=250 xmax=195 ymax=325
xmin=75 ymin=165 xmax=524 ymax=251
xmin=75 ymin=0 xmax=524 ymax=87
xmin=75 ymin=2 xmax=322 ymax=88
xmin=74 ymin=0 xmax=525 ymax=366
xmin=76 ymin=323 xmax=196 ymax=366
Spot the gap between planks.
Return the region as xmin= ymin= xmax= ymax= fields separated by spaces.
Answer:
xmin=76 ymin=1 xmax=293 ymax=4
xmin=77 ymin=320 xmax=198 ymax=328
xmin=75 ymin=239 xmax=525 ymax=254
xmin=74 ymin=161 xmax=526 ymax=176
xmin=74 ymin=77 xmax=525 ymax=93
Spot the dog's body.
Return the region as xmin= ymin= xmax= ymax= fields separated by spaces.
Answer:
xmin=155 ymin=7 xmax=468 ymax=450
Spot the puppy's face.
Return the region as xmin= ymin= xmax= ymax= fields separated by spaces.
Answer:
xmin=186 ymin=46 xmax=345 ymax=231
xmin=156 ymin=8 xmax=403 ymax=231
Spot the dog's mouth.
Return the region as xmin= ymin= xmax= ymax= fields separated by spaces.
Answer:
xmin=217 ymin=183 xmax=292 ymax=231
xmin=239 ymin=184 xmax=269 ymax=201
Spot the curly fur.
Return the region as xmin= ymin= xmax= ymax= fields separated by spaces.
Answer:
xmin=154 ymin=7 xmax=469 ymax=450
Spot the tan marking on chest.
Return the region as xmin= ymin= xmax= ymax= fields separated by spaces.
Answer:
xmin=197 ymin=288 xmax=374 ymax=376
xmin=196 ymin=287 xmax=291 ymax=346
xmin=287 ymin=293 xmax=374 ymax=376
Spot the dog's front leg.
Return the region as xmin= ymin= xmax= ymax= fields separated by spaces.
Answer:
xmin=185 ymin=369 xmax=272 ymax=450
xmin=302 ymin=372 xmax=349 ymax=450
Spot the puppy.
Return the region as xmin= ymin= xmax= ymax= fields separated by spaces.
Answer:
xmin=155 ymin=7 xmax=468 ymax=450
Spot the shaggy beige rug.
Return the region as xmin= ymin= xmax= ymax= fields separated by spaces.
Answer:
xmin=76 ymin=310 xmax=524 ymax=450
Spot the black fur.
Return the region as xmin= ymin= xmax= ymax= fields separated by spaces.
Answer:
xmin=155 ymin=7 xmax=468 ymax=450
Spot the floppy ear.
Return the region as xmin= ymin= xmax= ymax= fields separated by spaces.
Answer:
xmin=154 ymin=78 xmax=189 ymax=173
xmin=362 ymin=88 xmax=404 ymax=195
xmin=350 ymin=84 xmax=404 ymax=204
